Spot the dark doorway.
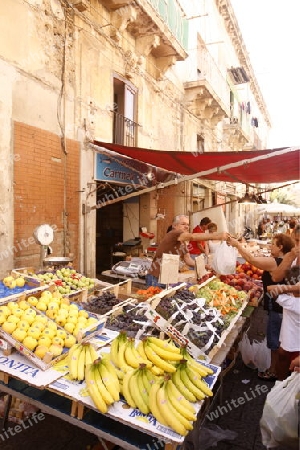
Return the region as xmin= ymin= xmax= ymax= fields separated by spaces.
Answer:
xmin=96 ymin=202 xmax=123 ymax=276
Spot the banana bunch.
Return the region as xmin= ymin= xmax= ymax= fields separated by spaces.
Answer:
xmin=140 ymin=337 xmax=182 ymax=374
xmin=122 ymin=365 xmax=158 ymax=414
xmin=172 ymin=360 xmax=213 ymax=402
xmin=85 ymin=357 xmax=120 ymax=413
xmin=110 ymin=332 xmax=150 ymax=373
xmin=149 ymin=379 xmax=197 ymax=436
xmin=68 ymin=342 xmax=98 ymax=381
xmin=179 ymin=346 xmax=214 ymax=378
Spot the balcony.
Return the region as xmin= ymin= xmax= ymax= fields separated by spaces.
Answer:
xmin=222 ymin=117 xmax=249 ymax=151
xmin=184 ymin=41 xmax=230 ymax=126
xmin=113 ymin=111 xmax=138 ymax=146
xmin=100 ymin=0 xmax=188 ymax=71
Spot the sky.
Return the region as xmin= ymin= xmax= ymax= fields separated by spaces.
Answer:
xmin=231 ymin=0 xmax=300 ymax=148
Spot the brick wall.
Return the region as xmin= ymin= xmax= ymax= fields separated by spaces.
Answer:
xmin=13 ymin=122 xmax=80 ymax=270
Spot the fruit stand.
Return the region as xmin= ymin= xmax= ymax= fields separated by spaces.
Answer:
xmin=0 ymin=267 xmax=261 ymax=449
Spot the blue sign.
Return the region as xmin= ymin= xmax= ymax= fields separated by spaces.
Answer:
xmin=95 ymin=152 xmax=150 ymax=187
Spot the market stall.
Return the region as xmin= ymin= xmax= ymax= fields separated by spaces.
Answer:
xmin=0 ymin=265 xmax=259 ymax=449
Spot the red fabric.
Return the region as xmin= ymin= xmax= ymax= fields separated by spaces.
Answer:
xmin=189 ymin=225 xmax=206 ymax=255
xmin=93 ymin=141 xmax=300 ymax=184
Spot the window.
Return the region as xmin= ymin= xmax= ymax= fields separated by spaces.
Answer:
xmin=113 ymin=77 xmax=138 ymax=146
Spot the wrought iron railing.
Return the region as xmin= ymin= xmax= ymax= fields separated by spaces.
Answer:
xmin=113 ymin=112 xmax=138 ymax=147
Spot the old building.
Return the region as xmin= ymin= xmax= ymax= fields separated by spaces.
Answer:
xmin=0 ymin=0 xmax=270 ymax=278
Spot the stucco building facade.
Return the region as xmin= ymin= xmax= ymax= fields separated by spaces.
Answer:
xmin=0 ymin=0 xmax=270 ymax=278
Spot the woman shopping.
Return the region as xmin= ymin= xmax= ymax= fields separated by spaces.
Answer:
xmin=227 ymin=233 xmax=295 ymax=380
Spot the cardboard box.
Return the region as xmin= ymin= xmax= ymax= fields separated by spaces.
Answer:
xmin=0 ymin=292 xmax=106 ymax=370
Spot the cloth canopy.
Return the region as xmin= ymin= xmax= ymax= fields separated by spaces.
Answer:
xmin=93 ymin=141 xmax=300 ymax=185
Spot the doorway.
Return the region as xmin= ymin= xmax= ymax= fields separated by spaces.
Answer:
xmin=96 ymin=202 xmax=123 ymax=276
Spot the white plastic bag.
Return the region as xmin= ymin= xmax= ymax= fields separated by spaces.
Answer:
xmin=252 ymin=338 xmax=271 ymax=373
xmin=211 ymin=241 xmax=237 ymax=275
xmin=238 ymin=332 xmax=255 ymax=367
xmin=260 ymin=371 xmax=300 ymax=449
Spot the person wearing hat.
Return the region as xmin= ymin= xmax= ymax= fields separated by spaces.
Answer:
xmin=189 ymin=216 xmax=212 ymax=258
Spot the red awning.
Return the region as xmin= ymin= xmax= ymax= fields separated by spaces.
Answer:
xmin=93 ymin=141 xmax=300 ymax=185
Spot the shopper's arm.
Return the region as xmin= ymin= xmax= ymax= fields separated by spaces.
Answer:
xmin=271 ymin=249 xmax=298 ymax=282
xmin=227 ymin=237 xmax=277 ymax=271
xmin=267 ymin=283 xmax=300 ymax=297
xmin=183 ymin=253 xmax=196 ymax=267
xmin=179 ymin=232 xmax=228 ymax=242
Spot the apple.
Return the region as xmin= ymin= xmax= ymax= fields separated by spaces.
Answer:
xmin=38 ymin=336 xmax=52 ymax=348
xmin=69 ymin=304 xmax=79 ymax=312
xmin=46 ymin=309 xmax=58 ymax=320
xmin=52 ymin=336 xmax=64 ymax=347
xmin=18 ymin=320 xmax=30 ymax=331
xmin=23 ymin=336 xmax=38 ymax=351
xmin=41 ymin=290 xmax=53 ymax=300
xmin=7 ymin=279 xmax=17 ymax=289
xmin=20 ymin=314 xmax=35 ymax=325
xmin=15 ymin=277 xmax=25 ymax=287
xmin=7 ymin=314 xmax=20 ymax=324
xmin=27 ymin=296 xmax=38 ymax=306
xmin=56 ymin=329 xmax=67 ymax=340
xmin=3 ymin=276 xmax=14 ymax=286
xmin=57 ymin=309 xmax=68 ymax=318
xmin=7 ymin=302 xmax=18 ymax=312
xmin=32 ymin=321 xmax=45 ymax=331
xmin=42 ymin=328 xmax=56 ymax=339
xmin=27 ymin=327 xmax=41 ymax=339
xmin=64 ymin=322 xmax=75 ymax=334
xmin=78 ymin=310 xmax=89 ymax=319
xmin=0 ymin=313 xmax=7 ymax=324
xmin=12 ymin=328 xmax=27 ymax=342
xmin=12 ymin=308 xmax=24 ymax=318
xmin=0 ymin=306 xmax=10 ymax=316
xmin=34 ymin=345 xmax=49 ymax=359
xmin=2 ymin=321 xmax=17 ymax=334
xmin=64 ymin=334 xmax=76 ymax=348
xmin=35 ymin=301 xmax=47 ymax=311
xmin=66 ymin=315 xmax=78 ymax=325
xmin=34 ymin=315 xmax=48 ymax=325
xmin=48 ymin=344 xmax=63 ymax=357
xmin=47 ymin=321 xmax=58 ymax=331
xmin=18 ymin=300 xmax=30 ymax=310
xmin=56 ymin=316 xmax=67 ymax=327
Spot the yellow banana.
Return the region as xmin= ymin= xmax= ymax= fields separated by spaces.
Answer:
xmin=129 ymin=369 xmax=149 ymax=414
xmin=163 ymin=384 xmax=193 ymax=431
xmin=171 ymin=368 xmax=197 ymax=403
xmin=117 ymin=340 xmax=133 ymax=372
xmin=147 ymin=341 xmax=183 ymax=362
xmin=98 ymin=360 xmax=120 ymax=402
xmin=144 ymin=343 xmax=176 ymax=373
xmin=150 ymin=364 xmax=164 ymax=376
xmin=69 ymin=344 xmax=82 ymax=380
xmin=86 ymin=343 xmax=98 ymax=365
xmin=110 ymin=335 xmax=120 ymax=367
xmin=156 ymin=384 xmax=188 ymax=436
xmin=179 ymin=366 xmax=205 ymax=401
xmin=180 ymin=347 xmax=213 ymax=376
xmin=84 ymin=344 xmax=93 ymax=366
xmin=147 ymin=337 xmax=181 ymax=354
xmin=141 ymin=368 xmax=152 ymax=395
xmin=186 ymin=365 xmax=213 ymax=397
xmin=165 ymin=379 xmax=197 ymax=422
xmin=122 ymin=368 xmax=137 ymax=408
xmin=85 ymin=364 xmax=108 ymax=413
xmin=94 ymin=362 xmax=115 ymax=405
xmin=102 ymin=357 xmax=120 ymax=389
xmin=77 ymin=344 xmax=86 ymax=381
xmin=125 ymin=338 xmax=152 ymax=369
xmin=148 ymin=382 xmax=169 ymax=427
xmin=137 ymin=369 xmax=150 ymax=413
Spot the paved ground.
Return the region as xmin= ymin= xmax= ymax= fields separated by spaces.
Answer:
xmin=0 ymin=305 xmax=289 ymax=450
